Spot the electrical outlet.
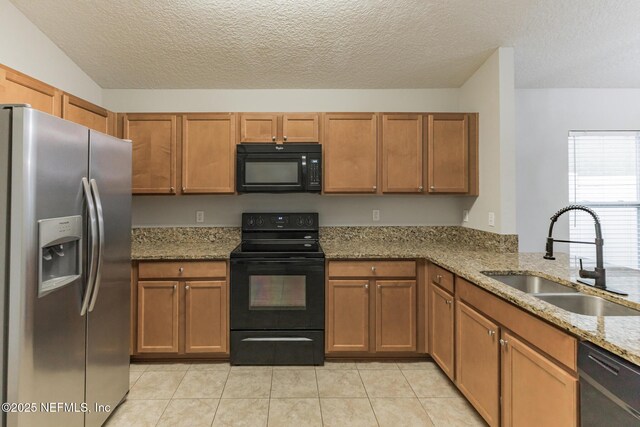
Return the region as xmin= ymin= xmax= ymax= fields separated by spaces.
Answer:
xmin=463 ymin=210 xmax=469 ymax=222
xmin=488 ymin=212 xmax=495 ymax=227
xmin=372 ymin=210 xmax=380 ymax=222
xmin=196 ymin=211 xmax=205 ymax=223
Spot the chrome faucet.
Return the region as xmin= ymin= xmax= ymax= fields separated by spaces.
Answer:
xmin=543 ymin=205 xmax=607 ymax=288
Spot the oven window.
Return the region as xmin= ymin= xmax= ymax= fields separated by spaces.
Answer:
xmin=245 ymin=161 xmax=299 ymax=184
xmin=249 ymin=275 xmax=306 ymax=310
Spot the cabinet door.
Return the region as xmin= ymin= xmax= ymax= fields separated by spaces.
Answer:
xmin=137 ymin=281 xmax=179 ymax=353
xmin=427 ymin=113 xmax=469 ymax=193
xmin=240 ymin=114 xmax=278 ymax=142
xmin=501 ymin=331 xmax=578 ymax=427
xmin=456 ymin=301 xmax=500 ymax=426
xmin=381 ymin=114 xmax=423 ymax=193
xmin=0 ymin=66 xmax=61 ymax=116
xmin=327 ymin=280 xmax=369 ymax=352
xmin=323 ymin=113 xmax=378 ymax=193
xmin=124 ymin=114 xmax=178 ymax=194
xmin=429 ymin=283 xmax=455 ymax=379
xmin=62 ymin=93 xmax=115 ymax=135
xmin=282 ymin=113 xmax=319 ymax=143
xmin=185 ymin=281 xmax=228 ymax=353
xmin=182 ymin=114 xmax=236 ymax=193
xmin=375 ymin=280 xmax=416 ymax=352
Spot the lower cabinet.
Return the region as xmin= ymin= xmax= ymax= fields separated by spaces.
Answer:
xmin=455 ymin=301 xmax=500 ymax=426
xmin=133 ymin=261 xmax=228 ymax=357
xmin=429 ymin=281 xmax=455 ymax=379
xmin=501 ymin=331 xmax=578 ymax=427
xmin=326 ymin=261 xmax=419 ymax=355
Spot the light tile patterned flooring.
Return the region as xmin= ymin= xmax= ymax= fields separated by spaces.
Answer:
xmin=105 ymin=360 xmax=486 ymax=427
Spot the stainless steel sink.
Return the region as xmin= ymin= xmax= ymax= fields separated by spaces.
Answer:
xmin=483 ymin=273 xmax=578 ymax=294
xmin=536 ymin=294 xmax=640 ymax=317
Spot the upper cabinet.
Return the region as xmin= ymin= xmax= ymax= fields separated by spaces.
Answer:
xmin=323 ymin=113 xmax=378 ymax=193
xmin=62 ymin=93 xmax=115 ymax=136
xmin=182 ymin=114 xmax=236 ymax=194
xmin=0 ymin=65 xmax=61 ymax=117
xmin=426 ymin=113 xmax=478 ymax=194
xmin=381 ymin=114 xmax=424 ymax=193
xmin=240 ymin=113 xmax=319 ymax=143
xmin=123 ymin=114 xmax=178 ymax=194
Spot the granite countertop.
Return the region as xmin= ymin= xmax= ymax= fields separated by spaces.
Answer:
xmin=131 ymin=226 xmax=640 ymax=366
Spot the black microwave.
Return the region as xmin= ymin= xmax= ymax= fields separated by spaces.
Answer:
xmin=236 ymin=143 xmax=322 ymax=193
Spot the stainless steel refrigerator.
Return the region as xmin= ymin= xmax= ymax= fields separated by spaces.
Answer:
xmin=0 ymin=105 xmax=131 ymax=427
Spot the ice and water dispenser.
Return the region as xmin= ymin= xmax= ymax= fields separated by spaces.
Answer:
xmin=38 ymin=215 xmax=83 ymax=296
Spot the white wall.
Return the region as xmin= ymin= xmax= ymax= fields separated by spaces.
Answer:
xmin=102 ymin=89 xmax=459 ymax=113
xmin=133 ymin=194 xmax=469 ymax=227
xmin=105 ymin=87 xmax=475 ymax=227
xmin=0 ymin=0 xmax=102 ymax=104
xmin=459 ymin=48 xmax=517 ymax=234
xmin=516 ymin=89 xmax=640 ymax=252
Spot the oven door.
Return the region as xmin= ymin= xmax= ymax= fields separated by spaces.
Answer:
xmin=230 ymin=258 xmax=324 ymax=330
xmin=237 ymin=154 xmax=305 ymax=193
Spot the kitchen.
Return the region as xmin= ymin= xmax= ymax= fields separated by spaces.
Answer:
xmin=1 ymin=1 xmax=640 ymax=426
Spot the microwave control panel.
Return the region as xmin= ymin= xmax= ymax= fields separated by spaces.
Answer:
xmin=306 ymin=154 xmax=322 ymax=190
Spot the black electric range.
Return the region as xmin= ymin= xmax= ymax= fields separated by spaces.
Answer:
xmin=229 ymin=213 xmax=325 ymax=365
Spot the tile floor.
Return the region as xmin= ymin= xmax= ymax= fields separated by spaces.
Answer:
xmin=105 ymin=360 xmax=486 ymax=427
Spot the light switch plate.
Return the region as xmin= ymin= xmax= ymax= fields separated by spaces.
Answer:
xmin=463 ymin=210 xmax=469 ymax=222
xmin=196 ymin=211 xmax=205 ymax=223
xmin=488 ymin=212 xmax=495 ymax=227
xmin=372 ymin=210 xmax=380 ymax=222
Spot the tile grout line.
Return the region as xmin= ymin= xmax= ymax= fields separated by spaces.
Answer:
xmin=356 ymin=367 xmax=382 ymax=427
xmin=210 ymin=365 xmax=232 ymax=427
xmin=398 ymin=367 xmax=435 ymax=424
xmin=313 ymin=370 xmax=325 ymax=427
xmin=153 ymin=366 xmax=189 ymax=427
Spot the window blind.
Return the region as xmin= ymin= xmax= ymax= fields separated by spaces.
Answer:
xmin=568 ymin=131 xmax=640 ymax=269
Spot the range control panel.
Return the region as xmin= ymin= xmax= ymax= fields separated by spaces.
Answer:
xmin=242 ymin=213 xmax=318 ymax=231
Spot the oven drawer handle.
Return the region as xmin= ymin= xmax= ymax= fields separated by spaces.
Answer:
xmin=241 ymin=337 xmax=313 ymax=342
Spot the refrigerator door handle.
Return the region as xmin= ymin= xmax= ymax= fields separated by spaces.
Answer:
xmin=88 ymin=179 xmax=105 ymax=312
xmin=81 ymin=177 xmax=98 ymax=316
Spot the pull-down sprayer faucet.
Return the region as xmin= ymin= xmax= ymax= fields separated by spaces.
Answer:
xmin=543 ymin=205 xmax=627 ymax=296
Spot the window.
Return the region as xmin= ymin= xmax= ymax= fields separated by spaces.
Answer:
xmin=568 ymin=131 xmax=640 ymax=269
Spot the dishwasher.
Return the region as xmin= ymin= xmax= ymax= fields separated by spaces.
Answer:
xmin=578 ymin=342 xmax=640 ymax=426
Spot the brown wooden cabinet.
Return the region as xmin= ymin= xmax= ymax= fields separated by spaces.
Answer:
xmin=137 ymin=281 xmax=180 ymax=353
xmin=375 ymin=280 xmax=417 ymax=352
xmin=326 ymin=260 xmax=418 ymax=356
xmin=381 ymin=114 xmax=424 ymax=193
xmin=184 ymin=281 xmax=227 ymax=353
xmin=501 ymin=331 xmax=578 ymax=427
xmin=326 ymin=280 xmax=370 ymax=352
xmin=323 ymin=113 xmax=378 ymax=193
xmin=455 ymin=300 xmax=500 ymax=427
xmin=240 ymin=113 xmax=319 ymax=143
xmin=123 ymin=114 xmax=178 ymax=194
xmin=182 ymin=114 xmax=236 ymax=194
xmin=429 ymin=280 xmax=455 ymax=379
xmin=133 ymin=261 xmax=228 ymax=357
xmin=62 ymin=93 xmax=115 ymax=135
xmin=426 ymin=113 xmax=471 ymax=193
xmin=0 ymin=65 xmax=61 ymax=117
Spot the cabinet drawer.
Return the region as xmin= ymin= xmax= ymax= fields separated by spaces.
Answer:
xmin=456 ymin=277 xmax=577 ymax=371
xmin=430 ymin=264 xmax=454 ymax=294
xmin=138 ymin=261 xmax=227 ymax=279
xmin=328 ymin=261 xmax=416 ymax=278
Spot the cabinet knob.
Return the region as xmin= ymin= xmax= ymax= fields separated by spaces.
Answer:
xmin=185 ymin=285 xmax=190 ymax=290
xmin=364 ymin=283 xmax=369 ymax=289
xmin=430 ymin=186 xmax=435 ymax=190
xmin=372 ymin=185 xmax=377 ymax=190
xmin=419 ymin=186 xmax=424 ymax=191
xmin=371 ymin=266 xmax=376 ymax=272
xmin=283 ymin=136 xmax=288 ymax=141
xmin=488 ymin=330 xmax=496 ymax=337
xmin=182 ymin=186 xmax=185 ymax=192
xmin=272 ymin=136 xmax=276 ymax=142
xmin=173 ymin=284 xmax=177 ymax=290
xmin=445 ymin=300 xmax=453 ymax=306
xmin=499 ymin=338 xmax=509 ymax=348
xmin=170 ymin=186 xmax=175 ymax=192
xmin=436 ymin=274 xmax=442 ymax=283
xmin=178 ymin=267 xmax=184 ymax=273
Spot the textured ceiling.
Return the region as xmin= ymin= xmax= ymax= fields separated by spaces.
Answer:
xmin=10 ymin=0 xmax=640 ymax=89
